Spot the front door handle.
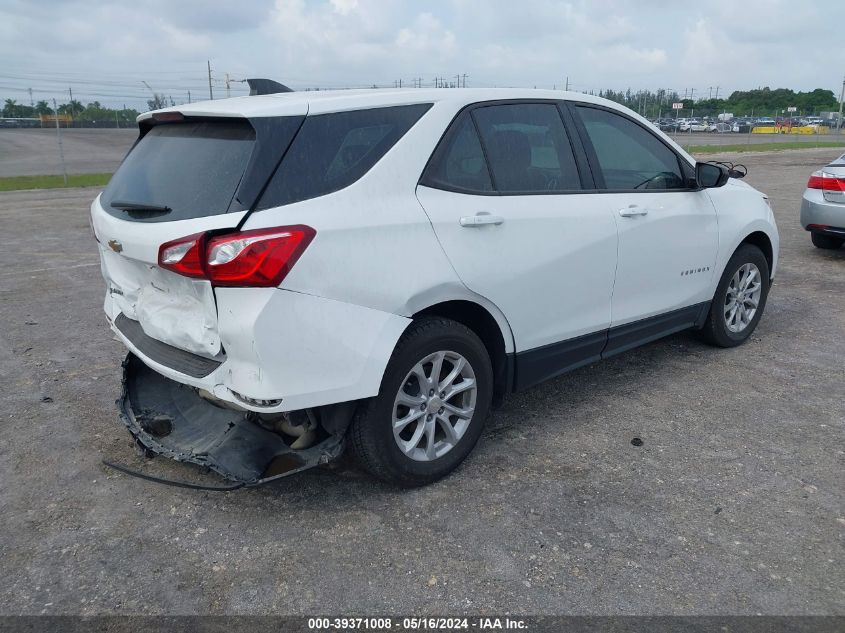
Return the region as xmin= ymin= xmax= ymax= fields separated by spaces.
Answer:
xmin=459 ymin=212 xmax=505 ymax=227
xmin=618 ymin=205 xmax=649 ymax=217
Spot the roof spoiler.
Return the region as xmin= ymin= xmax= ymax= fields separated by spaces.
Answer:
xmin=246 ymin=78 xmax=294 ymax=96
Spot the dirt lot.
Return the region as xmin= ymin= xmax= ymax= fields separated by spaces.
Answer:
xmin=0 ymin=148 xmax=843 ymax=615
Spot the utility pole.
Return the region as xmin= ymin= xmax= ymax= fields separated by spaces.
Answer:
xmin=838 ymin=75 xmax=844 ymax=131
xmin=566 ymin=76 xmax=570 ymax=91
xmin=225 ymin=73 xmax=231 ymax=98
xmin=67 ymin=87 xmax=75 ymax=125
xmin=52 ymin=98 xmax=67 ymax=186
xmin=461 ymin=73 xmax=468 ymax=88
xmin=714 ymin=86 xmax=720 ymax=100
xmin=28 ymin=87 xmax=33 ymax=106
xmin=188 ymin=90 xmax=192 ymax=104
xmin=207 ymin=60 xmax=214 ymax=100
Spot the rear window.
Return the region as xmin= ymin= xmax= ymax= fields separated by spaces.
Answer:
xmin=101 ymin=120 xmax=255 ymax=222
xmin=257 ymin=104 xmax=431 ymax=209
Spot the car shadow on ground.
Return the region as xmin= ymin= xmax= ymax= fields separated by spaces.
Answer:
xmin=239 ymin=328 xmax=732 ymax=502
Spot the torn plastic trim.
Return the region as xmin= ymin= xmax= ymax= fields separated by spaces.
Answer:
xmin=116 ymin=353 xmax=345 ymax=486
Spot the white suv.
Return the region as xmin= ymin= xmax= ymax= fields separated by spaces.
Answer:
xmin=91 ymin=89 xmax=779 ymax=487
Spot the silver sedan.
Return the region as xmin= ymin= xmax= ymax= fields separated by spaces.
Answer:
xmin=801 ymin=152 xmax=845 ymax=249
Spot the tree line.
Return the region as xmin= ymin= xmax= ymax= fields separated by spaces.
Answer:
xmin=2 ymin=86 xmax=840 ymax=126
xmin=2 ymin=98 xmax=141 ymax=127
xmin=592 ymin=87 xmax=840 ymax=118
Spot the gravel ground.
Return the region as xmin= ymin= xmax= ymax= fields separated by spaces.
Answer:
xmin=0 ymin=148 xmax=842 ymax=615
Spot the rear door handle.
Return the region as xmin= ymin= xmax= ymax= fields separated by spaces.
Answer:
xmin=618 ymin=205 xmax=649 ymax=217
xmin=459 ymin=212 xmax=505 ymax=227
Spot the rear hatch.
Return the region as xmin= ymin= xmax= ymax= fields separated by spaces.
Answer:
xmin=91 ymin=113 xmax=304 ymax=357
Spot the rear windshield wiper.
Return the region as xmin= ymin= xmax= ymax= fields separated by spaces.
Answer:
xmin=110 ymin=199 xmax=172 ymax=215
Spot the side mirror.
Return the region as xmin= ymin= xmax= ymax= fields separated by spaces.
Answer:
xmin=696 ymin=162 xmax=730 ymax=188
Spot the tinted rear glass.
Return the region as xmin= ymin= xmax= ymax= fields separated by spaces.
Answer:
xmin=101 ymin=120 xmax=255 ymax=222
xmin=420 ymin=113 xmax=493 ymax=193
xmin=472 ymin=103 xmax=581 ymax=192
xmin=257 ymin=104 xmax=431 ymax=209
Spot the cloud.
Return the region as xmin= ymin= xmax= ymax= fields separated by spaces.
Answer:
xmin=0 ymin=0 xmax=840 ymax=109
xmin=394 ymin=13 xmax=456 ymax=56
xmin=330 ymin=0 xmax=359 ymax=15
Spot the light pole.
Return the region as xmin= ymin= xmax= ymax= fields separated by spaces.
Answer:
xmin=52 ymin=98 xmax=67 ymax=186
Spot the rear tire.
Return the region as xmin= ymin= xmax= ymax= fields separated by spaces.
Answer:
xmin=698 ymin=244 xmax=770 ymax=348
xmin=811 ymin=232 xmax=844 ymax=250
xmin=350 ymin=317 xmax=493 ymax=487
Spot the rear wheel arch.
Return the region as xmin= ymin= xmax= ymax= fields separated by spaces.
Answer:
xmin=413 ymin=300 xmax=512 ymax=403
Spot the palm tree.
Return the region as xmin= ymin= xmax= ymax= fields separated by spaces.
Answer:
xmin=67 ymin=99 xmax=83 ymax=116
xmin=34 ymin=100 xmax=52 ymax=115
xmin=3 ymin=98 xmax=18 ymax=117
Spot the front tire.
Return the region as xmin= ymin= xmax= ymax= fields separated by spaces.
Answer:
xmin=698 ymin=244 xmax=770 ymax=348
xmin=811 ymin=232 xmax=844 ymax=250
xmin=350 ymin=317 xmax=493 ymax=487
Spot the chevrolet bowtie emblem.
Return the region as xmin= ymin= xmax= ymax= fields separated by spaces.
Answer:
xmin=108 ymin=239 xmax=123 ymax=253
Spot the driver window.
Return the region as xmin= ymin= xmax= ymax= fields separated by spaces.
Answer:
xmin=472 ymin=103 xmax=581 ymax=193
xmin=575 ymin=106 xmax=685 ymax=190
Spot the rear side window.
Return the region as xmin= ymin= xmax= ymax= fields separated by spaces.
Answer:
xmin=420 ymin=113 xmax=493 ymax=193
xmin=258 ymin=104 xmax=431 ymax=209
xmin=101 ymin=121 xmax=255 ymax=222
xmin=575 ymin=106 xmax=686 ymax=190
xmin=472 ymin=103 xmax=581 ymax=193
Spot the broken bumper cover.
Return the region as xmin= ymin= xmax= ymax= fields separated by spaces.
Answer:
xmin=108 ymin=286 xmax=411 ymax=413
xmin=118 ymin=353 xmax=344 ymax=484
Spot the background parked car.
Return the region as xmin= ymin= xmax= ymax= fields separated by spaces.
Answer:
xmin=680 ymin=119 xmax=707 ymax=132
xmin=801 ymin=152 xmax=845 ymax=250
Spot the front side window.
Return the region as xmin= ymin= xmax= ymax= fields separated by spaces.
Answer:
xmin=258 ymin=104 xmax=431 ymax=209
xmin=575 ymin=106 xmax=686 ymax=191
xmin=472 ymin=103 xmax=581 ymax=193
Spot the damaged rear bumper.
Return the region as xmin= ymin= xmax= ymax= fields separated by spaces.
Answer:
xmin=118 ymin=353 xmax=345 ymax=484
xmin=108 ymin=286 xmax=410 ymax=413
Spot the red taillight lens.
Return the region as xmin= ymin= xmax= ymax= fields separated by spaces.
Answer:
xmin=206 ymin=226 xmax=316 ymax=287
xmin=157 ymin=226 xmax=315 ymax=287
xmin=807 ymin=173 xmax=845 ymax=191
xmin=158 ymin=232 xmax=206 ymax=278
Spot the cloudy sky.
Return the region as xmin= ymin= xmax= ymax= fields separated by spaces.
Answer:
xmin=0 ymin=0 xmax=841 ymax=109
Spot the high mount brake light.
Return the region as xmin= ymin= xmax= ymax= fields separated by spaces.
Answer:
xmin=807 ymin=173 xmax=845 ymax=192
xmin=157 ymin=226 xmax=315 ymax=288
xmin=151 ymin=112 xmax=185 ymax=123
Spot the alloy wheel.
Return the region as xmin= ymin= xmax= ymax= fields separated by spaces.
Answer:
xmin=391 ymin=350 xmax=477 ymax=462
xmin=724 ymin=262 xmax=762 ymax=333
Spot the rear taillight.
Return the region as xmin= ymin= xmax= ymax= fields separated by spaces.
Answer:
xmin=807 ymin=172 xmax=845 ymax=191
xmin=159 ymin=232 xmax=206 ymax=278
xmin=157 ymin=226 xmax=315 ymax=287
xmin=206 ymin=226 xmax=315 ymax=287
